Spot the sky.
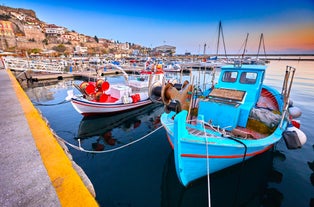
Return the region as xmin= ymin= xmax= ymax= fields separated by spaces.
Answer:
xmin=2 ymin=0 xmax=314 ymax=54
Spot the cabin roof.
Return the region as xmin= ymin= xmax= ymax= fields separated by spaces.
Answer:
xmin=222 ymin=64 xmax=266 ymax=72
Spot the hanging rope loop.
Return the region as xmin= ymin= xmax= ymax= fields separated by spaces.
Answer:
xmin=56 ymin=126 xmax=163 ymax=154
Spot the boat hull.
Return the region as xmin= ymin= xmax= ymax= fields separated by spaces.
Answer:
xmin=161 ymin=110 xmax=286 ymax=187
xmin=71 ymin=97 xmax=152 ymax=116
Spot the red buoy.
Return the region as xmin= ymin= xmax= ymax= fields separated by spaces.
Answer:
xmin=102 ymin=81 xmax=110 ymax=91
xmin=85 ymin=82 xmax=96 ymax=95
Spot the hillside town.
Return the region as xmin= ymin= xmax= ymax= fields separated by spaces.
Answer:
xmin=0 ymin=5 xmax=177 ymax=58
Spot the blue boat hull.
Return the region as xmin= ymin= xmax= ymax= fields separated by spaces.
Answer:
xmin=161 ymin=110 xmax=287 ymax=187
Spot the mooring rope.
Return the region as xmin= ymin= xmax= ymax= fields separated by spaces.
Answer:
xmin=201 ymin=119 xmax=212 ymax=207
xmin=56 ymin=125 xmax=163 ymax=154
xmin=32 ymin=100 xmax=70 ymax=106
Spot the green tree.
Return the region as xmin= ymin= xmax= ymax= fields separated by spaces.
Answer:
xmin=42 ymin=39 xmax=48 ymax=45
xmin=29 ymin=48 xmax=41 ymax=54
xmin=94 ymin=35 xmax=99 ymax=43
xmin=53 ymin=44 xmax=66 ymax=53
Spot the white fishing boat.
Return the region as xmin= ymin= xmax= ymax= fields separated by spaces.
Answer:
xmin=67 ymin=64 xmax=164 ymax=116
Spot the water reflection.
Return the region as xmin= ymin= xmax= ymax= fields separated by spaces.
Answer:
xmin=309 ymin=144 xmax=314 ymax=207
xmin=76 ymin=103 xmax=164 ymax=151
xmin=25 ymin=79 xmax=74 ymax=103
xmin=161 ymin=149 xmax=285 ymax=207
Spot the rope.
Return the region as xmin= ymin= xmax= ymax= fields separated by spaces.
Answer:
xmin=196 ymin=118 xmax=248 ymax=207
xmin=56 ymin=125 xmax=163 ymax=154
xmin=32 ymin=99 xmax=70 ymax=106
xmin=201 ymin=120 xmax=211 ymax=207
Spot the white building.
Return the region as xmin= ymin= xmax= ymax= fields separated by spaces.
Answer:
xmin=74 ymin=46 xmax=88 ymax=54
xmin=154 ymin=45 xmax=176 ymax=56
xmin=45 ymin=25 xmax=65 ymax=36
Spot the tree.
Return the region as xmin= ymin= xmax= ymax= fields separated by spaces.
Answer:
xmin=52 ymin=44 xmax=66 ymax=53
xmin=28 ymin=48 xmax=41 ymax=54
xmin=94 ymin=35 xmax=99 ymax=43
xmin=42 ymin=39 xmax=48 ymax=45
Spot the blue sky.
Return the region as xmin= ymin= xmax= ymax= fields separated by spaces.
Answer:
xmin=3 ymin=0 xmax=314 ymax=54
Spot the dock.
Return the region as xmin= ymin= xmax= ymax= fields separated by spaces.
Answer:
xmin=9 ymin=65 xmax=144 ymax=83
xmin=0 ymin=68 xmax=98 ymax=206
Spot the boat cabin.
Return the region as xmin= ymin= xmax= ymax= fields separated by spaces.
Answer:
xmin=198 ymin=64 xmax=266 ymax=130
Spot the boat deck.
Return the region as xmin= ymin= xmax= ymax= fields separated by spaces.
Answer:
xmin=186 ymin=119 xmax=267 ymax=140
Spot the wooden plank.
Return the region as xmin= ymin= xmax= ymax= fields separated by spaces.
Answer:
xmin=209 ymin=88 xmax=245 ymax=101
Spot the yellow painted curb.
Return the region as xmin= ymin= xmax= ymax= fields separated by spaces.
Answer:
xmin=7 ymin=70 xmax=99 ymax=207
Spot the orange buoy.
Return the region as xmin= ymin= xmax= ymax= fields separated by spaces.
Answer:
xmin=96 ymin=79 xmax=104 ymax=88
xmin=95 ymin=91 xmax=103 ymax=101
xmin=79 ymin=82 xmax=89 ymax=91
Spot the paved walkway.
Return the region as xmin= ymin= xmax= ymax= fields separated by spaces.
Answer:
xmin=0 ymin=69 xmax=98 ymax=206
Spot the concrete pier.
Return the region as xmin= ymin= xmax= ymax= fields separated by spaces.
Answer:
xmin=0 ymin=69 xmax=98 ymax=206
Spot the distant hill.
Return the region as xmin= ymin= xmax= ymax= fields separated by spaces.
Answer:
xmin=0 ymin=5 xmax=144 ymax=57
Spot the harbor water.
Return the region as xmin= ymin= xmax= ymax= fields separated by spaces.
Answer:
xmin=25 ymin=59 xmax=314 ymax=207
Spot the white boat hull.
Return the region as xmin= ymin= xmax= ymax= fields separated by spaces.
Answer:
xmin=71 ymin=96 xmax=152 ymax=116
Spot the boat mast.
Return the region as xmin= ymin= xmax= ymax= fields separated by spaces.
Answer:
xmin=216 ymin=21 xmax=228 ymax=59
xmin=241 ymin=33 xmax=249 ymax=61
xmin=212 ymin=21 xmax=227 ymax=86
xmin=257 ymin=33 xmax=267 ymax=60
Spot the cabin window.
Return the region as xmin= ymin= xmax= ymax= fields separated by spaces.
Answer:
xmin=222 ymin=71 xmax=238 ymax=82
xmin=240 ymin=72 xmax=257 ymax=84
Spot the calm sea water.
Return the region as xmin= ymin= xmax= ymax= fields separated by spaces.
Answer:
xmin=25 ymin=59 xmax=314 ymax=207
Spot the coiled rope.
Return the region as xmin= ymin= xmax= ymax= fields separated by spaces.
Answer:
xmin=56 ymin=125 xmax=163 ymax=154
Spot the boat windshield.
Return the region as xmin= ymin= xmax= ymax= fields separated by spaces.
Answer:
xmin=222 ymin=71 xmax=238 ymax=83
xmin=240 ymin=72 xmax=257 ymax=84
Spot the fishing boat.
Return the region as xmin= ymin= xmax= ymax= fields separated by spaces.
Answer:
xmin=67 ymin=64 xmax=164 ymax=116
xmin=163 ymin=61 xmax=182 ymax=72
xmin=160 ymin=63 xmax=307 ymax=187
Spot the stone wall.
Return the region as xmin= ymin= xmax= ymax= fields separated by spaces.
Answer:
xmin=23 ymin=25 xmax=45 ymax=41
xmin=0 ymin=36 xmax=16 ymax=50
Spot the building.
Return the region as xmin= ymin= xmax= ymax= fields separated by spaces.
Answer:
xmin=10 ymin=11 xmax=26 ymax=21
xmin=74 ymin=45 xmax=88 ymax=54
xmin=23 ymin=25 xmax=45 ymax=41
xmin=0 ymin=21 xmax=14 ymax=37
xmin=45 ymin=24 xmax=65 ymax=36
xmin=61 ymin=32 xmax=86 ymax=42
xmin=154 ymin=45 xmax=176 ymax=56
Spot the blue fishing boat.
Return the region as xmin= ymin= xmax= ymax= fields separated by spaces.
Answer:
xmin=160 ymin=63 xmax=307 ymax=187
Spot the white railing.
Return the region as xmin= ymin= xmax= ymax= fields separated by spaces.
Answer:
xmin=2 ymin=57 xmax=66 ymax=73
